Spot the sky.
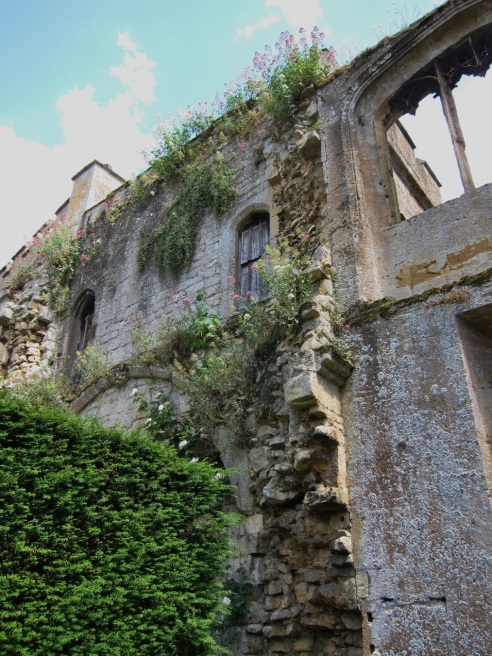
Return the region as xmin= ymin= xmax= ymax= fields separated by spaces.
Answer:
xmin=0 ymin=0 xmax=490 ymax=267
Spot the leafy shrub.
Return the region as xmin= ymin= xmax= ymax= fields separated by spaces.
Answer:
xmin=182 ymin=341 xmax=255 ymax=446
xmin=0 ymin=391 xmax=232 ymax=655
xmin=6 ymin=261 xmax=36 ymax=291
xmin=129 ymin=171 xmax=158 ymax=208
xmin=260 ymin=29 xmax=336 ymax=123
xmin=150 ymin=110 xmax=215 ymax=178
xmin=11 ymin=219 xmax=99 ymax=313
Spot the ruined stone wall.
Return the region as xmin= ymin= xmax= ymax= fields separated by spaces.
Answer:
xmin=1 ymin=1 xmax=492 ymax=654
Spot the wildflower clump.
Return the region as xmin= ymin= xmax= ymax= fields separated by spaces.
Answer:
xmin=9 ymin=218 xmax=98 ymax=313
xmin=258 ymin=27 xmax=336 ymax=122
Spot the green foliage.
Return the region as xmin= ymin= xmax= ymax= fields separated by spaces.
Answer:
xmin=13 ymin=220 xmax=98 ymax=313
xmin=221 ymin=567 xmax=254 ymax=627
xmin=103 ymin=197 xmax=126 ymax=224
xmin=131 ymin=315 xmax=186 ymax=366
xmin=131 ymin=290 xmax=222 ymax=366
xmin=234 ymin=242 xmax=313 ymax=356
xmin=134 ymin=391 xmax=219 ymax=463
xmin=0 ymin=391 xmax=232 ymax=655
xmin=260 ymin=44 xmax=335 ymax=123
xmin=182 ymin=289 xmax=222 ymax=351
xmin=1 ymin=371 xmax=69 ymax=409
xmin=150 ymin=113 xmax=214 ymax=179
xmin=73 ymin=342 xmax=110 ymax=388
xmin=129 ymin=171 xmax=158 ymax=208
xmin=183 ymin=341 xmax=255 ymax=446
xmin=138 ymin=156 xmax=237 ymax=276
xmin=6 ymin=262 xmax=36 ymax=292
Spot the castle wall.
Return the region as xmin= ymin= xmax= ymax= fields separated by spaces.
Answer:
xmin=1 ymin=1 xmax=492 ymax=654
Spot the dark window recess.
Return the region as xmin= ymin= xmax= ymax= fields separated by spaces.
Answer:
xmin=77 ymin=294 xmax=95 ymax=351
xmin=238 ymin=213 xmax=270 ymax=302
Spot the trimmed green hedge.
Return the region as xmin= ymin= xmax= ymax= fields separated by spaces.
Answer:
xmin=0 ymin=392 xmax=231 ymax=655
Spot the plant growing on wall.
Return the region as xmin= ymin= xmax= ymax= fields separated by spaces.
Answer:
xmin=232 ymin=242 xmax=313 ymax=355
xmin=138 ymin=155 xmax=237 ymax=276
xmin=10 ymin=219 xmax=99 ymax=313
xmin=259 ymin=28 xmax=336 ymax=122
xmin=131 ymin=289 xmax=223 ymax=365
xmin=0 ymin=391 xmax=233 ymax=655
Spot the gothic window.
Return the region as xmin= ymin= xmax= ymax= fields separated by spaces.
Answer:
xmin=238 ymin=213 xmax=270 ymax=302
xmin=76 ymin=292 xmax=95 ymax=352
xmin=384 ymin=26 xmax=492 ymax=220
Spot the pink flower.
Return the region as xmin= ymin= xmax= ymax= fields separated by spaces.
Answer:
xmin=230 ymin=292 xmax=240 ymax=300
xmin=177 ymin=416 xmax=182 ymax=423
xmin=246 ymin=291 xmax=253 ymax=296
xmin=80 ymin=253 xmax=89 ymax=261
xmin=250 ymin=264 xmax=259 ymax=272
xmin=227 ymin=275 xmax=236 ymax=284
xmin=344 ymin=324 xmax=351 ymax=329
xmin=182 ymin=298 xmax=191 ymax=305
xmin=303 ymin=234 xmax=310 ymax=239
xmin=166 ymin=294 xmax=174 ymax=301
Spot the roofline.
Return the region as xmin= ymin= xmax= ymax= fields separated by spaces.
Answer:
xmin=55 ymin=198 xmax=70 ymax=215
xmin=71 ymin=159 xmax=126 ymax=183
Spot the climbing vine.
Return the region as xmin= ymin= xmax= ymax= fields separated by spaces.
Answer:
xmin=138 ymin=155 xmax=237 ymax=276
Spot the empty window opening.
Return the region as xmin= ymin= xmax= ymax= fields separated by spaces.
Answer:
xmin=386 ymin=27 xmax=492 ymax=220
xmin=76 ymin=292 xmax=95 ymax=352
xmin=238 ymin=213 xmax=270 ymax=302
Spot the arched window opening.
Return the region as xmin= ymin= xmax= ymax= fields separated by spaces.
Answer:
xmin=238 ymin=213 xmax=270 ymax=302
xmin=385 ymin=27 xmax=492 ymax=220
xmin=76 ymin=292 xmax=95 ymax=352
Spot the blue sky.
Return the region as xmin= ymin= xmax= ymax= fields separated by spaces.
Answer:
xmin=1 ymin=0 xmax=489 ymax=266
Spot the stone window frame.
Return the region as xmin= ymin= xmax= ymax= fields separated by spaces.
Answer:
xmin=381 ymin=24 xmax=492 ymax=223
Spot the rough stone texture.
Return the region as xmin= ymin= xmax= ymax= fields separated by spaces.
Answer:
xmin=1 ymin=1 xmax=492 ymax=654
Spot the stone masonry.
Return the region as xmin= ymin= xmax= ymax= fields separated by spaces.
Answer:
xmin=1 ymin=1 xmax=491 ymax=654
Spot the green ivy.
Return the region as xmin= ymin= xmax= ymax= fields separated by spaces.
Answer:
xmin=0 ymin=391 xmax=232 ymax=655
xmin=138 ymin=156 xmax=237 ymax=277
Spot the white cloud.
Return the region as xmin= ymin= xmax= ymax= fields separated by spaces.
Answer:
xmin=117 ymin=32 xmax=138 ymax=52
xmin=0 ymin=35 xmax=156 ymax=267
xmin=266 ymin=0 xmax=323 ymax=29
xmin=234 ymin=14 xmax=281 ymax=41
xmin=111 ymin=33 xmax=156 ymax=104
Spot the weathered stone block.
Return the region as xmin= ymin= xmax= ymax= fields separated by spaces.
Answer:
xmin=312 ymin=580 xmax=357 ymax=610
xmin=296 ymin=131 xmax=321 ymax=159
xmin=0 ymin=342 xmax=9 ymax=365
xmin=304 ymin=487 xmax=348 ymax=513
